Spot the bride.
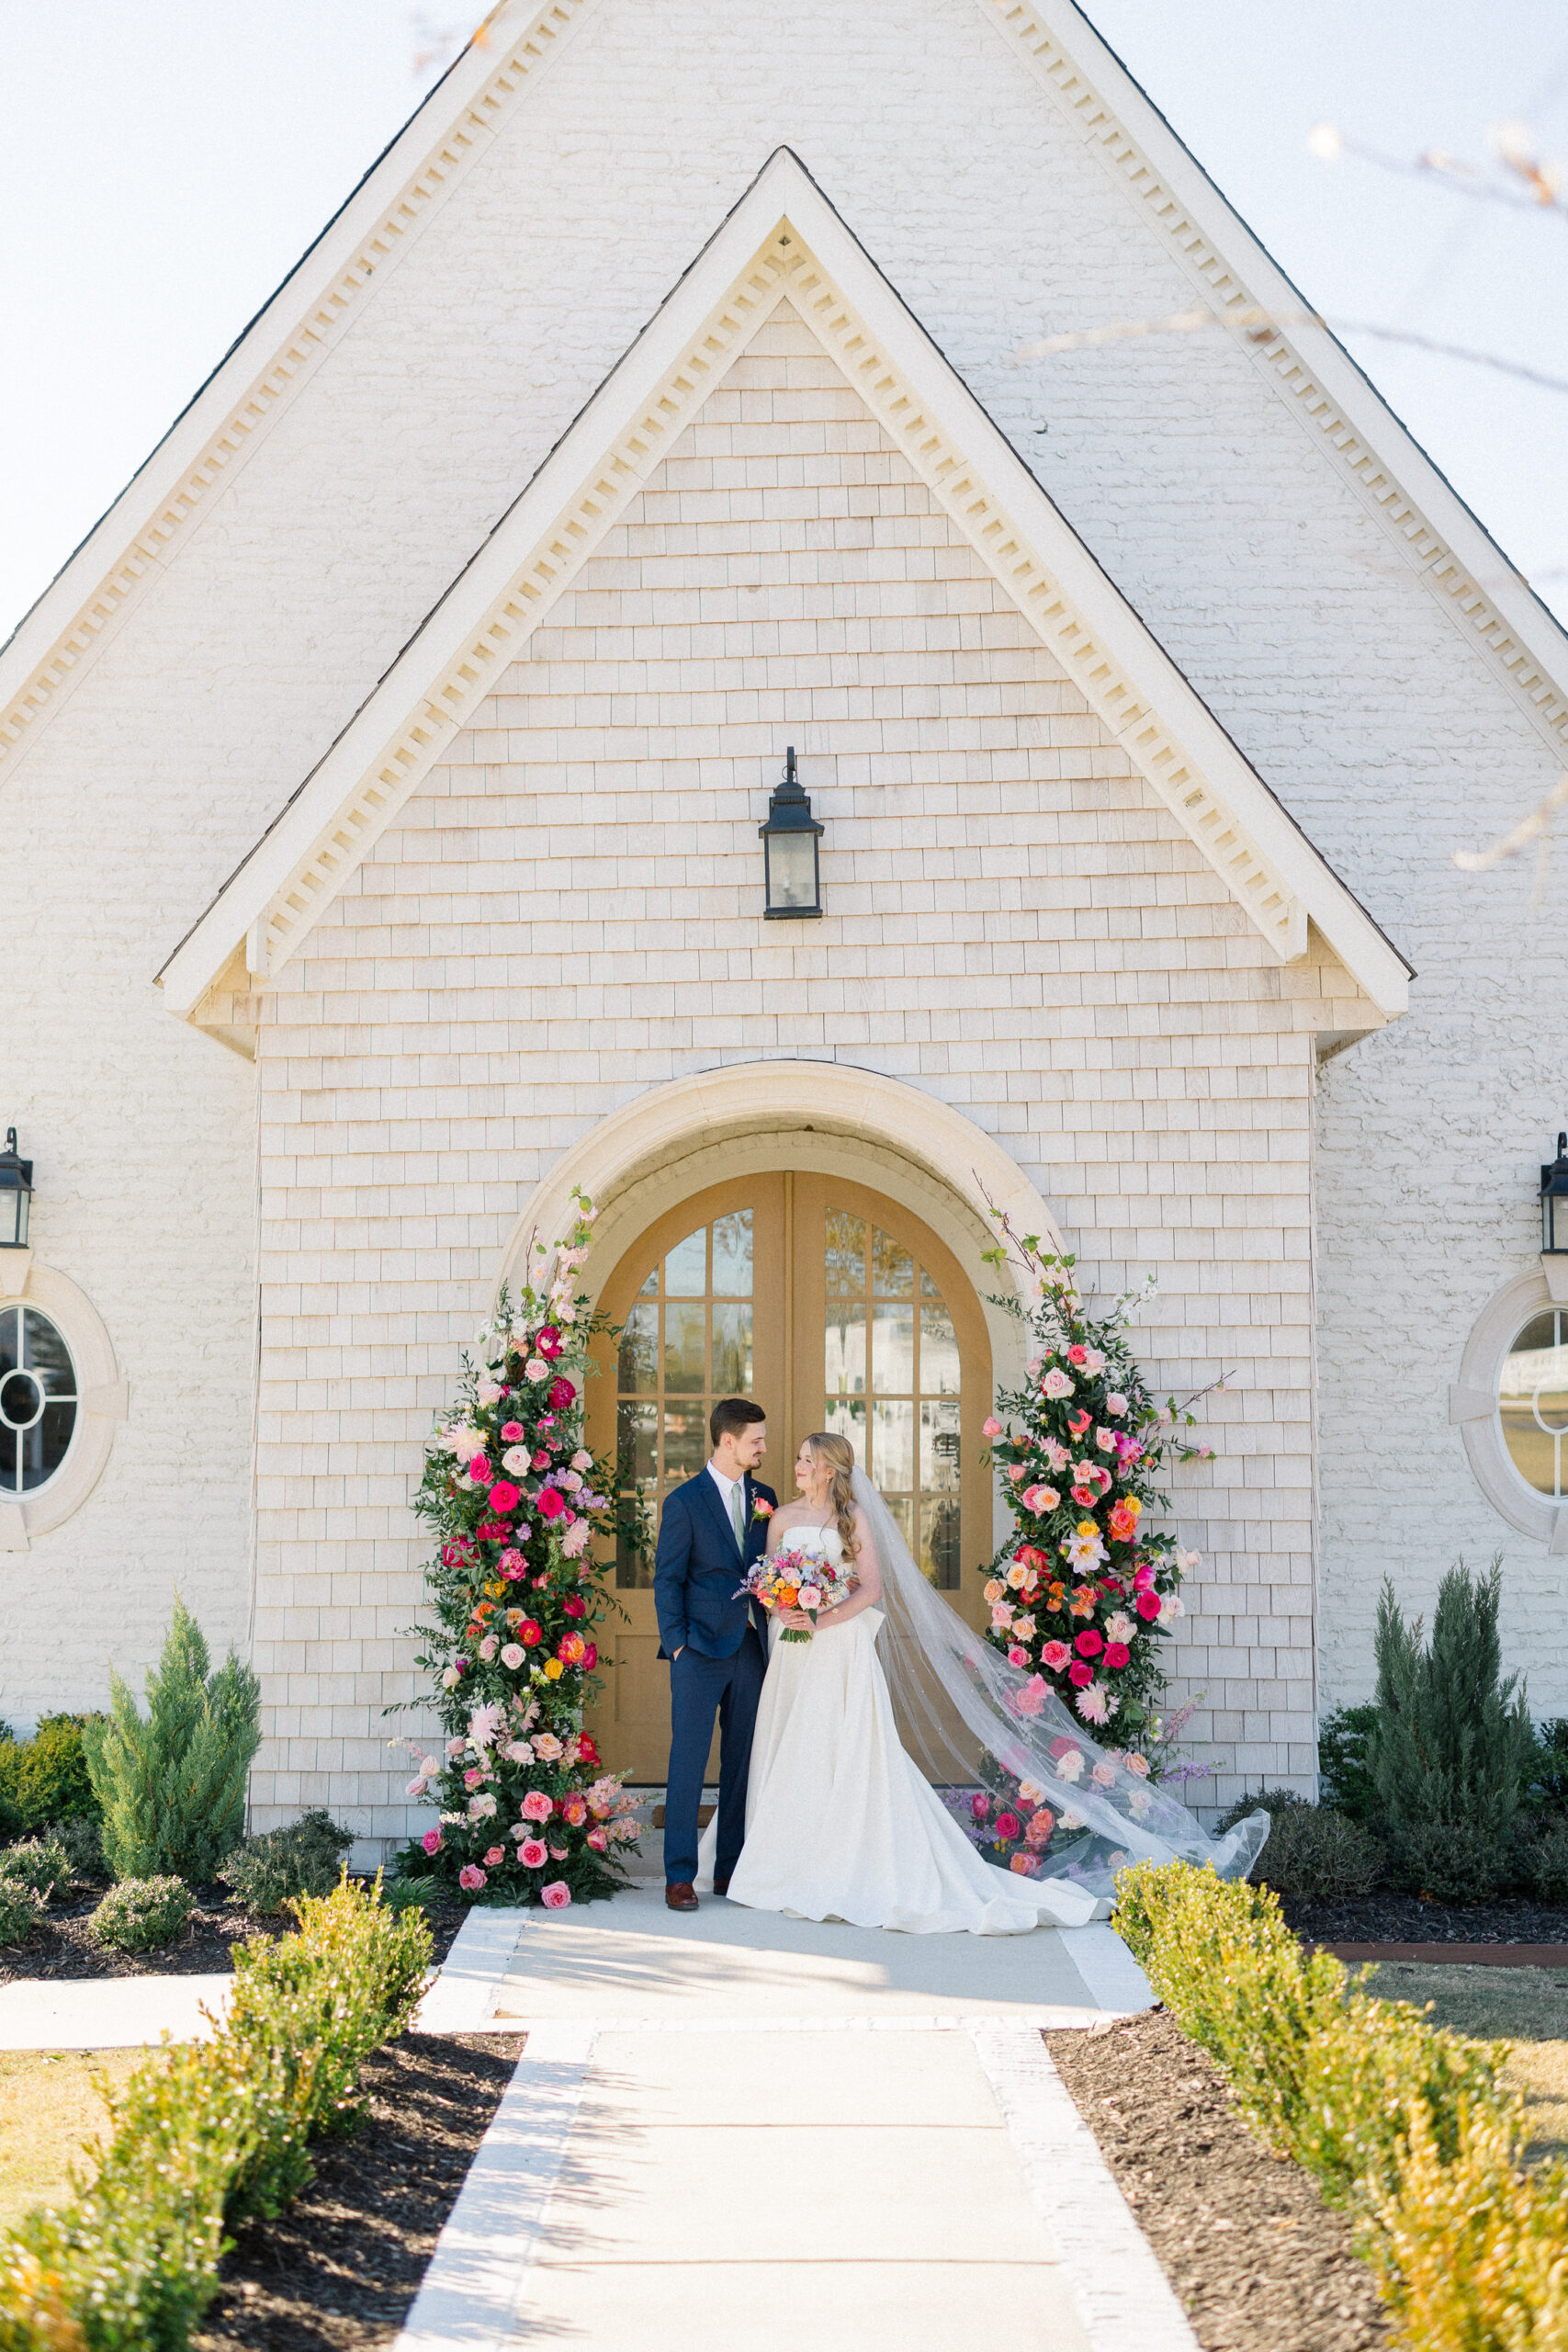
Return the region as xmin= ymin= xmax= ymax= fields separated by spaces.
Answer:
xmin=698 ymin=1432 xmax=1266 ymax=1937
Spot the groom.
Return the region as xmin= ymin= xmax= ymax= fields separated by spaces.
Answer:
xmin=654 ymin=1395 xmax=776 ymax=1912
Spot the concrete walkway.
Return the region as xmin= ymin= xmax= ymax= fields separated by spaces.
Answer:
xmin=0 ymin=1972 xmax=231 ymax=2049
xmin=398 ymin=1894 xmax=1197 ymax=2352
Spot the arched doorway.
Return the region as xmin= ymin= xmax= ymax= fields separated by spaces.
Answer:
xmin=586 ymin=1171 xmax=992 ymax=1779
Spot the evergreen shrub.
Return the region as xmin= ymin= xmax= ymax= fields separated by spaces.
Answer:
xmin=1114 ymin=1859 xmax=1568 ymax=2347
xmin=85 ymin=1600 xmax=261 ymax=1883
xmin=0 ymin=1883 xmax=41 ymax=1951
xmin=0 ymin=1715 xmax=104 ymax=1837
xmin=1369 ymin=1562 xmax=1533 ymax=1889
xmin=88 ymin=1877 xmax=194 ymax=1954
xmin=219 ymin=1811 xmax=353 ymax=1915
xmin=1317 ymin=1702 xmax=1380 ymax=1823
xmin=0 ymin=1838 xmax=73 ymax=1902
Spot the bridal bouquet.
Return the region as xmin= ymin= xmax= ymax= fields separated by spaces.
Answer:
xmin=741 ymin=1539 xmax=855 ymax=1643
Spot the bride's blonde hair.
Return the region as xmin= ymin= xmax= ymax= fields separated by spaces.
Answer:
xmin=806 ymin=1431 xmax=859 ymax=1559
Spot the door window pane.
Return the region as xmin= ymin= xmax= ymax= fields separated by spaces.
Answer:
xmin=615 ymin=1205 xmax=761 ymax=1587
xmin=822 ymin=1216 xmax=962 ymax=1587
xmin=1501 ymin=1310 xmax=1568 ymax=1498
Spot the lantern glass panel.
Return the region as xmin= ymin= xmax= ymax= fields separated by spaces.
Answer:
xmin=766 ymin=831 xmax=818 ymax=914
xmin=1547 ymin=1186 xmax=1568 ymax=1255
xmin=0 ymin=1189 xmax=25 ymax=1250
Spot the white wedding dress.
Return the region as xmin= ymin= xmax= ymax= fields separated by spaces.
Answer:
xmin=695 ymin=1524 xmax=1100 ymax=1935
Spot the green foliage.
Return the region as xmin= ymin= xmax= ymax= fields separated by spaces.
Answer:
xmin=87 ymin=1878 xmax=193 ymax=1954
xmin=0 ymin=1883 xmax=42 ymax=1951
xmin=0 ymin=1876 xmax=432 ymax=2349
xmin=84 ymin=1600 xmax=261 ymax=1883
xmin=1530 ymin=1824 xmax=1568 ymax=1908
xmin=1213 ymin=1785 xmax=1310 ymax=1834
xmin=0 ymin=1838 xmax=73 ymax=1901
xmin=1114 ymin=1858 xmax=1568 ymax=2350
xmin=51 ymin=1819 xmax=104 ymax=1884
xmin=1317 ymin=1703 xmax=1380 ymax=1824
xmin=1254 ymin=1804 xmax=1386 ymax=1900
xmin=219 ymin=1811 xmax=354 ymax=1915
xmin=1369 ymin=1563 xmax=1534 ymax=1887
xmin=0 ymin=1716 xmax=105 ymax=1838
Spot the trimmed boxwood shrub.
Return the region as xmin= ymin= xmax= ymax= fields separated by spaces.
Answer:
xmin=88 ymin=1876 xmax=194 ymax=1953
xmin=220 ymin=1811 xmax=354 ymax=1916
xmin=0 ymin=1881 xmax=42 ymax=1949
xmin=0 ymin=1714 xmax=103 ymax=1838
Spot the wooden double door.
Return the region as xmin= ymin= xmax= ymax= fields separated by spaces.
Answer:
xmin=585 ymin=1172 xmax=992 ymax=1780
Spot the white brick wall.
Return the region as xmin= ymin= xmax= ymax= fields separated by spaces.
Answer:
xmin=4 ymin=0 xmax=1563 ymax=1808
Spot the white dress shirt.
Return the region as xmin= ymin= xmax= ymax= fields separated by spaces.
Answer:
xmin=706 ymin=1459 xmax=746 ymax=1544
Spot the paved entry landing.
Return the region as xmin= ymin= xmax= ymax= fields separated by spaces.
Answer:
xmin=490 ymin=1883 xmax=1150 ymax=2025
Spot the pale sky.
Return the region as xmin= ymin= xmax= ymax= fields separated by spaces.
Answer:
xmin=4 ymin=0 xmax=1566 ymax=646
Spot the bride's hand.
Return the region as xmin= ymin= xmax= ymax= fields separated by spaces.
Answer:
xmin=777 ymin=1608 xmax=815 ymax=1632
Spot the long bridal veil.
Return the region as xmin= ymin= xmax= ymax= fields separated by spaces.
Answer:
xmin=851 ymin=1469 xmax=1269 ymax=1899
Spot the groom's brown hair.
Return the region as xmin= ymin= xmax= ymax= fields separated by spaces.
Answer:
xmin=710 ymin=1396 xmax=766 ymax=1448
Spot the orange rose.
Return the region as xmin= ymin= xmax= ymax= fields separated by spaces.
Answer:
xmin=777 ymin=1585 xmax=799 ymax=1608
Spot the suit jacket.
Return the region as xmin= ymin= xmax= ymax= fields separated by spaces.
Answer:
xmin=654 ymin=1467 xmax=777 ymax=1660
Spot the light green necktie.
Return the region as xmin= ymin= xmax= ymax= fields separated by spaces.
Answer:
xmin=730 ymin=1482 xmax=745 ymax=1551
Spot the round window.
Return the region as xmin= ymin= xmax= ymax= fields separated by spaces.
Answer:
xmin=0 ymin=1306 xmax=78 ymax=1495
xmin=1499 ymin=1308 xmax=1568 ymax=1499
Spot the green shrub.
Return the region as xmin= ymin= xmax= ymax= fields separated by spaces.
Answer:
xmin=1112 ymin=1858 xmax=1568 ymax=2348
xmin=85 ymin=1600 xmax=261 ymax=1883
xmin=51 ymin=1817 xmax=104 ymax=1884
xmin=0 ymin=1714 xmax=105 ymax=1838
xmin=87 ymin=1876 xmax=194 ymax=1954
xmin=1318 ymin=1702 xmax=1380 ymax=1823
xmin=0 ymin=1837 xmax=73 ymax=1902
xmin=0 ymin=1876 xmax=433 ymax=2348
xmin=219 ymin=1810 xmax=354 ymax=1915
xmin=1252 ymin=1804 xmax=1385 ymax=1900
xmin=1213 ymin=1785 xmax=1312 ymax=1835
xmin=0 ymin=1883 xmax=42 ymax=1951
xmin=1369 ymin=1562 xmax=1533 ymax=1887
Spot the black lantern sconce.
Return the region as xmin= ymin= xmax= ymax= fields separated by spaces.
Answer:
xmin=759 ymin=746 xmax=823 ymax=920
xmin=0 ymin=1132 xmax=31 ymax=1251
xmin=1543 ymin=1134 xmax=1568 ymax=1258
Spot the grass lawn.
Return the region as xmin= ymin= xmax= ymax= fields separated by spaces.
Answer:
xmin=1366 ymin=1962 xmax=1568 ymax=2162
xmin=0 ymin=2049 xmax=145 ymax=2230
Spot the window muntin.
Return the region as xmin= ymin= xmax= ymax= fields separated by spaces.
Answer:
xmin=615 ymin=1210 xmax=754 ymax=1588
xmin=823 ymin=1209 xmax=961 ymax=1588
xmin=0 ymin=1306 xmax=78 ymax=1495
xmin=1500 ymin=1308 xmax=1568 ymax=1499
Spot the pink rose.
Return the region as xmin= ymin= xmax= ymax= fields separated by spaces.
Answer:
xmin=994 ymin=1811 xmax=1022 ymax=1841
xmin=469 ymin=1457 xmax=493 ymax=1485
xmin=561 ymin=1595 xmax=586 ymax=1619
xmin=405 ymin=1775 xmax=428 ymax=1798
xmin=521 ymin=1791 xmax=553 ymax=1822
xmin=1007 ymin=1644 xmax=1029 ymax=1668
xmin=1043 ymin=1368 xmax=1075 ymax=1400
xmin=458 ymin=1864 xmax=487 ymax=1892
xmin=1135 ymin=1591 xmax=1162 ymax=1621
xmin=537 ymin=1487 xmax=565 ymax=1521
xmin=1010 ymin=1849 xmax=1043 ymax=1876
xmin=1041 ymin=1640 xmax=1072 ymax=1671
xmin=502 ymin=1643 xmax=525 ymax=1669
xmin=561 ymin=1793 xmax=589 ymax=1827
xmin=484 ymin=1845 xmax=505 ymax=1867
xmin=972 ymin=1792 xmax=991 ymax=1821
xmin=587 ymin=1826 xmax=609 ymax=1851
xmin=422 ymin=1827 xmax=443 ymax=1855
xmin=1105 ymin=1642 xmax=1131 ymax=1669
xmin=982 ymin=1416 xmax=1004 ymax=1439
xmin=1025 ymin=1807 xmax=1055 ymax=1847
xmin=518 ymin=1837 xmax=547 ymax=1867
xmin=1007 ymin=1464 xmax=1026 ymax=1483
xmin=582 ymin=1643 xmax=598 ymax=1670
xmin=1068 ymin=1661 xmax=1093 ymax=1688
xmin=501 ymin=1420 xmax=525 ymax=1441
xmin=751 ymin=1497 xmax=774 ymax=1518
xmin=1014 ymin=1675 xmax=1047 ymax=1717
xmin=1066 ymin=1345 xmax=1088 ymax=1366
xmin=1075 ymin=1628 xmax=1103 ymax=1658
xmin=540 ymin=1880 xmax=572 ymax=1908
xmin=536 ymin=1326 xmax=563 ymax=1360
xmin=488 ymin=1481 xmax=521 ymax=1514
xmin=548 ymin=1844 xmax=569 ymax=1860
xmin=1021 ymin=1485 xmax=1060 ymax=1515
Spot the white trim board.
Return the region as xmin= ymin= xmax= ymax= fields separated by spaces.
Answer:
xmin=156 ymin=151 xmax=1410 ymax=1022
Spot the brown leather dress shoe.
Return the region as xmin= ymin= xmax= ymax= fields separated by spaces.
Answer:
xmin=713 ymin=1878 xmax=732 ymax=1896
xmin=665 ymin=1882 xmax=699 ymax=1912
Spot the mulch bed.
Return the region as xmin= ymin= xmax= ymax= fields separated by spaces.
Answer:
xmin=1324 ymin=1940 xmax=1568 ymax=1968
xmin=1282 ymin=1890 xmax=1568 ymax=1948
xmin=193 ymin=2030 xmax=523 ymax=2351
xmin=0 ymin=1886 xmax=472 ymax=1982
xmin=1046 ymin=2009 xmax=1389 ymax=2352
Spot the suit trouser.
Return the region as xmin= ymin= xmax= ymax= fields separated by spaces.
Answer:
xmin=663 ymin=1628 xmax=766 ymax=1886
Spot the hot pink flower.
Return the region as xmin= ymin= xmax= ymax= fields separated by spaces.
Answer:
xmin=1066 ymin=1344 xmax=1088 ymax=1366
xmin=501 ymin=1421 xmax=525 ymax=1442
xmin=582 ymin=1643 xmax=598 ymax=1670
xmin=521 ymin=1791 xmax=553 ymax=1822
xmin=561 ymin=1595 xmax=586 ymax=1619
xmin=518 ymin=1838 xmax=547 ymax=1868
xmin=1040 ymin=1640 xmax=1072 ymax=1671
xmin=982 ymin=1415 xmax=1004 ymax=1438
xmin=972 ymin=1792 xmax=991 ymax=1821
xmin=1135 ymin=1591 xmax=1162 ymax=1621
xmin=536 ymin=1487 xmax=566 ymax=1521
xmin=1068 ymin=1661 xmax=1093 ymax=1688
xmin=458 ymin=1864 xmax=487 ymax=1892
xmin=489 ymin=1481 xmax=521 ymax=1514
xmin=1105 ymin=1642 xmax=1131 ymax=1669
xmin=994 ymin=1811 xmax=1022 ymax=1841
xmin=536 ymin=1326 xmax=563 ymax=1360
xmin=540 ymin=1881 xmax=571 ymax=1908
xmin=469 ymin=1457 xmax=493 ymax=1485
xmin=1075 ymin=1628 xmax=1104 ymax=1658
xmin=587 ymin=1826 xmax=609 ymax=1851
xmin=422 ymin=1827 xmax=443 ymax=1855
xmin=547 ymin=1376 xmax=576 ymax=1411
xmin=1007 ymin=1644 xmax=1029 ymax=1668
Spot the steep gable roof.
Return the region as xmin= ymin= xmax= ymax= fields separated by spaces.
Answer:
xmin=156 ymin=149 xmax=1410 ymax=1021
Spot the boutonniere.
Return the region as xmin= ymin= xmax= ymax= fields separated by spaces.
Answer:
xmin=750 ymin=1498 xmax=774 ymax=1522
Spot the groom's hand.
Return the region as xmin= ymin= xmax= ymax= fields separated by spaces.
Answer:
xmin=672 ymin=1646 xmax=685 ymax=1660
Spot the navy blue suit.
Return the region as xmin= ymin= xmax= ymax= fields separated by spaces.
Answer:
xmin=654 ymin=1467 xmax=776 ymax=1887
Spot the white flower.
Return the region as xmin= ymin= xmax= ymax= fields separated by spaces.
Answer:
xmin=479 ymin=1634 xmax=498 ymax=1662
xmin=1104 ymin=1612 xmax=1136 ymax=1646
xmin=468 ymin=1701 xmax=508 ymax=1747
xmin=556 ymin=1302 xmax=579 ymax=1325
xmin=502 ymin=1446 xmax=530 ymax=1476
xmin=502 ymin=1644 xmax=525 ymax=1669
xmin=448 ymin=1425 xmax=487 ymax=1463
xmin=1124 ymin=1753 xmax=1151 ymax=1779
xmin=1060 ymin=1810 xmax=1085 ymax=1831
xmin=1176 ymin=1548 xmax=1201 ymax=1572
xmin=533 ymin=1732 xmax=564 ymax=1762
xmin=1043 ymin=1368 xmax=1075 ymax=1400
xmin=468 ymin=1792 xmax=499 ymax=1819
xmin=1054 ymin=1747 xmax=1085 ymax=1782
xmin=419 ymin=1756 xmax=441 ymax=1779
xmin=503 ymin=1737 xmax=534 ymax=1763
xmin=1075 ymin=1681 xmax=1111 ymax=1725
xmin=405 ymin=1776 xmax=429 ymax=1798
xmin=1158 ymin=1592 xmax=1185 ymax=1623
xmin=798 ymin=1586 xmax=822 ymax=1610
xmin=571 ymin=1449 xmax=593 ymax=1471
xmin=525 ymin=1357 xmax=550 ymax=1383
xmin=1105 ymin=1393 xmax=1128 ymax=1417
xmin=476 ymin=1380 xmax=503 ymax=1406
xmin=1063 ymin=1531 xmax=1106 ymax=1572
xmin=442 ymin=1666 xmax=462 ymax=1690
xmin=1082 ymin=1349 xmax=1106 ymax=1374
